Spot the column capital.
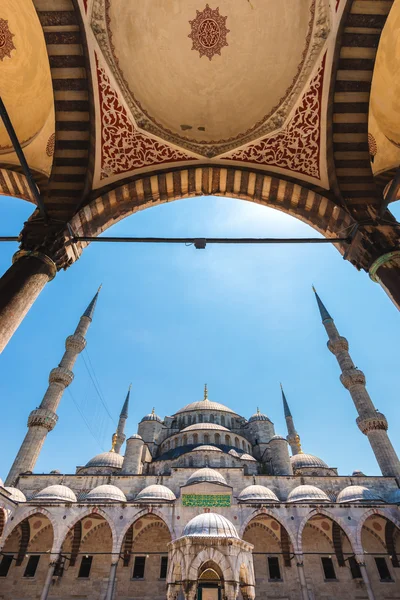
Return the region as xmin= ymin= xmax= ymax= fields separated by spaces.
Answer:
xmin=12 ymin=250 xmax=57 ymax=280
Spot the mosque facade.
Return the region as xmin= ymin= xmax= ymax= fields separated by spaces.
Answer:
xmin=0 ymin=291 xmax=399 ymax=600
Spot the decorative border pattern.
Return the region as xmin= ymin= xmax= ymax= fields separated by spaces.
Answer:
xmin=182 ymin=494 xmax=231 ymax=507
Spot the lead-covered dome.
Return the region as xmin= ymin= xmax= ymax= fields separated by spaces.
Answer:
xmin=249 ymin=409 xmax=271 ymax=422
xmin=238 ymin=485 xmax=279 ymax=503
xmin=291 ymin=453 xmax=328 ymax=469
xmin=183 ymin=513 xmax=238 ymax=538
xmin=240 ymin=453 xmax=257 ymax=462
xmin=141 ymin=408 xmax=162 ymax=423
xmin=34 ymin=484 xmax=77 ymax=503
xmin=175 ymin=399 xmax=238 ymax=416
xmin=287 ymin=485 xmax=330 ymax=503
xmin=85 ymin=484 xmax=127 ymax=503
xmin=135 ymin=484 xmax=176 ymax=502
xmin=336 ymin=485 xmax=383 ymax=504
xmin=192 ymin=445 xmax=222 ymax=453
xmin=4 ymin=487 xmax=26 ymax=502
xmin=85 ymin=451 xmax=124 ymax=470
xmin=187 ymin=468 xmax=227 ymax=486
xmin=182 ymin=423 xmax=229 ymax=432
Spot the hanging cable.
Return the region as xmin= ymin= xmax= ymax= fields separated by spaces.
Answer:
xmin=67 ymin=388 xmax=106 ymax=451
xmin=81 ymin=349 xmax=117 ymax=427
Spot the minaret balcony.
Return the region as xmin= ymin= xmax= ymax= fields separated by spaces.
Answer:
xmin=327 ymin=336 xmax=349 ymax=354
xmin=357 ymin=413 xmax=388 ymax=435
xmin=49 ymin=366 xmax=74 ymax=387
xmin=65 ymin=333 xmax=86 ymax=353
xmin=28 ymin=408 xmax=58 ymax=431
xmin=340 ymin=368 xmax=366 ymax=389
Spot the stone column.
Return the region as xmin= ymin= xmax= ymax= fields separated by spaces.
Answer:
xmin=355 ymin=555 xmax=375 ymax=600
xmin=369 ymin=250 xmax=400 ymax=311
xmin=104 ymin=561 xmax=118 ymax=600
xmin=40 ymin=557 xmax=58 ymax=600
xmin=295 ymin=554 xmax=310 ymax=600
xmin=0 ymin=250 xmax=56 ymax=353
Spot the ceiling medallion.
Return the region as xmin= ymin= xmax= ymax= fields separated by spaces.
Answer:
xmin=0 ymin=18 xmax=15 ymax=61
xmin=188 ymin=5 xmax=229 ymax=61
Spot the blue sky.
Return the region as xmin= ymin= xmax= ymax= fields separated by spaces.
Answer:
xmin=0 ymin=194 xmax=399 ymax=479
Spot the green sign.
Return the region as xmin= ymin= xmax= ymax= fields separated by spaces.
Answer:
xmin=182 ymin=494 xmax=231 ymax=507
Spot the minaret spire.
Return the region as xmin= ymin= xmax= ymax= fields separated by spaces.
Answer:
xmin=114 ymin=384 xmax=131 ymax=453
xmin=313 ymin=287 xmax=400 ymax=479
xmin=281 ymin=383 xmax=301 ymax=455
xmin=5 ymin=288 xmax=101 ymax=486
xmin=204 ymin=383 xmax=208 ymax=400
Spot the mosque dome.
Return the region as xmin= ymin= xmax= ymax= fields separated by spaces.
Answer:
xmin=182 ymin=423 xmax=229 ymax=433
xmin=128 ymin=434 xmax=143 ymax=440
xmin=187 ymin=468 xmax=227 ymax=486
xmin=183 ymin=513 xmax=238 ymax=538
xmin=287 ymin=485 xmax=330 ymax=503
xmin=290 ymin=453 xmax=328 ymax=469
xmin=336 ymin=485 xmax=383 ymax=504
xmin=84 ymin=452 xmax=124 ymax=470
xmin=351 ymin=470 xmax=365 ymax=476
xmin=228 ymin=449 xmax=240 ymax=458
xmin=141 ymin=409 xmax=162 ymax=423
xmin=34 ymin=484 xmax=77 ymax=503
xmin=387 ymin=489 xmax=400 ymax=504
xmin=249 ymin=409 xmax=271 ymax=422
xmin=85 ymin=484 xmax=126 ymax=503
xmin=4 ymin=487 xmax=26 ymax=502
xmin=135 ymin=484 xmax=176 ymax=502
xmin=240 ymin=453 xmax=257 ymax=462
xmin=192 ymin=445 xmax=222 ymax=452
xmin=238 ymin=485 xmax=279 ymax=503
xmin=270 ymin=435 xmax=287 ymax=441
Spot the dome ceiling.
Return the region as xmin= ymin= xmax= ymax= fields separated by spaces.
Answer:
xmin=91 ymin=0 xmax=330 ymax=157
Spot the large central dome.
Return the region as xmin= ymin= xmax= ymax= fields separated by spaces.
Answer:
xmin=175 ymin=399 xmax=238 ymax=416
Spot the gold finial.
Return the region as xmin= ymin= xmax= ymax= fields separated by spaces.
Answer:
xmin=129 ymin=383 xmax=132 ymax=391
xmin=110 ymin=432 xmax=118 ymax=453
xmin=295 ymin=433 xmax=303 ymax=454
xmin=151 ymin=407 xmax=155 ymax=415
xmin=257 ymin=407 xmax=260 ymax=415
xmin=204 ymin=384 xmax=208 ymax=400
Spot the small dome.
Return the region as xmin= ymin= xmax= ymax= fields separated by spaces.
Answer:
xmin=249 ymin=409 xmax=271 ymax=422
xmin=291 ymin=453 xmax=328 ymax=469
xmin=4 ymin=487 xmax=26 ymax=502
xmin=85 ymin=484 xmax=127 ymax=503
xmin=287 ymin=485 xmax=330 ymax=503
xmin=187 ymin=467 xmax=227 ymax=486
xmin=240 ymin=453 xmax=257 ymax=462
xmin=337 ymin=485 xmax=383 ymax=504
xmin=141 ymin=409 xmax=162 ymax=423
xmin=85 ymin=452 xmax=124 ymax=469
xmin=192 ymin=445 xmax=222 ymax=453
xmin=352 ymin=470 xmax=365 ymax=476
xmin=34 ymin=485 xmax=77 ymax=503
xmin=238 ymin=485 xmax=279 ymax=503
xmin=270 ymin=435 xmax=287 ymax=442
xmin=135 ymin=484 xmax=176 ymax=502
xmin=228 ymin=449 xmax=240 ymax=458
xmin=387 ymin=489 xmax=400 ymax=504
xmin=183 ymin=513 xmax=238 ymax=538
xmin=182 ymin=423 xmax=230 ymax=432
xmin=128 ymin=434 xmax=143 ymax=440
xmin=50 ymin=470 xmax=61 ymax=474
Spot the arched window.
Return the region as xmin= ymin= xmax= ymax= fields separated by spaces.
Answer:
xmin=183 ymin=435 xmax=188 ymax=446
xmin=166 ymin=441 xmax=170 ymax=451
xmin=174 ymin=438 xmax=178 ymax=448
xmin=188 ymin=415 xmax=192 ymax=425
xmin=235 ymin=437 xmax=239 ymax=448
xmin=225 ymin=435 xmax=231 ymax=446
xmin=221 ymin=415 xmax=225 ymax=426
xmin=215 ymin=433 xmax=220 ymax=445
xmin=210 ymin=414 xmax=214 ymax=423
xmin=242 ymin=440 xmax=246 ymax=450
xmin=199 ymin=414 xmax=203 ymax=423
xmin=193 ymin=433 xmax=198 ymax=444
xmin=204 ymin=434 xmax=210 ymax=444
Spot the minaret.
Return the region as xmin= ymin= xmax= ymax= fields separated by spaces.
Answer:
xmin=313 ymin=287 xmax=400 ymax=479
xmin=281 ymin=383 xmax=302 ymax=456
xmin=204 ymin=383 xmax=208 ymax=400
xmin=5 ymin=287 xmax=101 ymax=486
xmin=114 ymin=384 xmax=131 ymax=454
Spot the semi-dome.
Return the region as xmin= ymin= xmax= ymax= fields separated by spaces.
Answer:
xmin=34 ymin=484 xmax=77 ymax=503
xmin=291 ymin=453 xmax=328 ymax=469
xmin=186 ymin=467 xmax=227 ymax=486
xmin=135 ymin=484 xmax=176 ymax=502
xmin=336 ymin=485 xmax=383 ymax=504
xmin=182 ymin=423 xmax=229 ymax=432
xmin=85 ymin=451 xmax=124 ymax=469
xmin=192 ymin=445 xmax=222 ymax=453
xmin=141 ymin=408 xmax=162 ymax=423
xmin=287 ymin=485 xmax=330 ymax=503
xmin=238 ymin=485 xmax=279 ymax=503
xmin=240 ymin=453 xmax=257 ymax=462
xmin=85 ymin=484 xmax=127 ymax=503
xmin=183 ymin=513 xmax=238 ymax=538
xmin=4 ymin=487 xmax=26 ymax=502
xmin=249 ymin=409 xmax=271 ymax=422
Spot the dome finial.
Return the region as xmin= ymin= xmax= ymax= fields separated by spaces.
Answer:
xmin=110 ymin=432 xmax=118 ymax=453
xmin=257 ymin=407 xmax=260 ymax=414
xmin=151 ymin=407 xmax=155 ymax=415
xmin=295 ymin=433 xmax=303 ymax=454
xmin=204 ymin=383 xmax=208 ymax=400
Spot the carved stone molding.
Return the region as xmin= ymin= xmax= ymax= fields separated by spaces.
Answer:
xmin=340 ymin=369 xmax=366 ymax=389
xmin=27 ymin=409 xmax=58 ymax=432
xmin=357 ymin=413 xmax=388 ymax=435
xmin=49 ymin=367 xmax=74 ymax=387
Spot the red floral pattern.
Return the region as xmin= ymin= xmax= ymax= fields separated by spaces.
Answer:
xmin=224 ymin=55 xmax=326 ymax=179
xmin=96 ymin=55 xmax=194 ymax=179
xmin=188 ymin=5 xmax=229 ymax=60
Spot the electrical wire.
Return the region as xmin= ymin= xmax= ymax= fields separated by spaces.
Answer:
xmin=81 ymin=348 xmax=117 ymax=427
xmin=67 ymin=388 xmax=106 ymax=451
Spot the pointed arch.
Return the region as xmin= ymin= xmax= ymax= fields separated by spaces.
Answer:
xmin=1 ymin=507 xmax=58 ymax=549
xmin=117 ymin=507 xmax=174 ymax=551
xmin=187 ymin=547 xmax=234 ymax=581
xmin=240 ymin=508 xmax=297 ymax=551
xmin=58 ymin=507 xmax=118 ymax=554
xmin=356 ymin=508 xmax=400 ymax=552
xmin=297 ymin=507 xmax=357 ymax=554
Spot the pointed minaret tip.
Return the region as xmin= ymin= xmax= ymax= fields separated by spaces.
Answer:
xmin=120 ymin=384 xmax=131 ymax=419
xmin=312 ymin=286 xmax=332 ymax=323
xmin=281 ymin=383 xmax=292 ymax=419
xmin=204 ymin=383 xmax=208 ymax=401
xmin=83 ymin=285 xmax=102 ymax=321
